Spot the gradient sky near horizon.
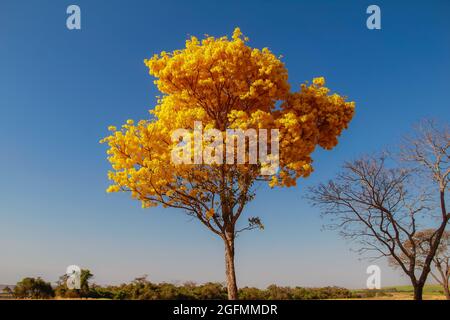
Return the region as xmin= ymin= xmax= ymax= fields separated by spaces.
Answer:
xmin=1 ymin=0 xmax=449 ymax=288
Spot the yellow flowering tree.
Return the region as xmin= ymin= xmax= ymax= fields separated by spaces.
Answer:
xmin=101 ymin=28 xmax=355 ymax=300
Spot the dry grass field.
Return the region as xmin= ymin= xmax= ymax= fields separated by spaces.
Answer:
xmin=351 ymin=285 xmax=448 ymax=300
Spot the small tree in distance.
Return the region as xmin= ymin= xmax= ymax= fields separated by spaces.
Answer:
xmin=431 ymin=232 xmax=450 ymax=299
xmin=55 ymin=269 xmax=94 ymax=298
xmin=389 ymin=229 xmax=449 ymax=300
xmin=2 ymin=286 xmax=12 ymax=296
xmin=101 ymin=28 xmax=355 ymax=299
xmin=13 ymin=277 xmax=54 ymax=299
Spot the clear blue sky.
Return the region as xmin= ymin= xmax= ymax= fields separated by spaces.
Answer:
xmin=0 ymin=0 xmax=449 ymax=288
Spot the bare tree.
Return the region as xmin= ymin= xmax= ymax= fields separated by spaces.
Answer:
xmin=307 ymin=120 xmax=449 ymax=300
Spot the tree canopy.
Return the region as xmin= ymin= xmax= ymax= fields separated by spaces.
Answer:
xmin=101 ymin=28 xmax=354 ymax=213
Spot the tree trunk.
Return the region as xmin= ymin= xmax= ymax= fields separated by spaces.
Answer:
xmin=443 ymin=281 xmax=450 ymax=300
xmin=413 ymin=283 xmax=424 ymax=300
xmin=224 ymin=236 xmax=238 ymax=300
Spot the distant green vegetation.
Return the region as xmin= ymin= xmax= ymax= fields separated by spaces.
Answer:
xmin=12 ymin=277 xmax=54 ymax=299
xmin=5 ymin=272 xmax=446 ymax=300
xmin=68 ymin=277 xmax=359 ymax=300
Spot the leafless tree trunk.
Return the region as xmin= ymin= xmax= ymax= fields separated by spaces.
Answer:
xmin=413 ymin=285 xmax=423 ymax=300
xmin=431 ymin=263 xmax=450 ymax=300
xmin=444 ymin=282 xmax=450 ymax=300
xmin=428 ymin=232 xmax=450 ymax=300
